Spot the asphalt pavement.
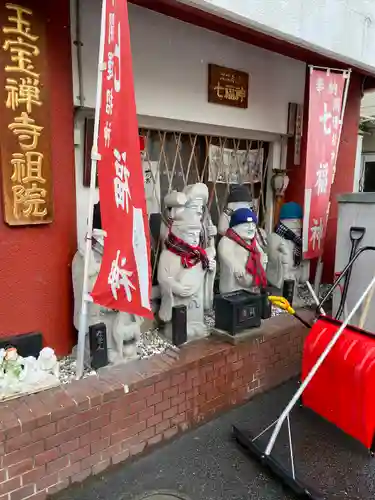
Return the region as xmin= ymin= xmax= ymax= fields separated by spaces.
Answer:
xmin=54 ymin=379 xmax=375 ymax=500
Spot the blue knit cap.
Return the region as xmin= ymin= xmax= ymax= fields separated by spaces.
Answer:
xmin=229 ymin=208 xmax=258 ymax=228
xmin=279 ymin=202 xmax=303 ymax=221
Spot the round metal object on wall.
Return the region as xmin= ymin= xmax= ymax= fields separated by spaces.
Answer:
xmin=134 ymin=491 xmax=192 ymax=500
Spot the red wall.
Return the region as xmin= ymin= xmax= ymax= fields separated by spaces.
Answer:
xmin=286 ymin=70 xmax=362 ymax=283
xmin=0 ymin=0 xmax=77 ymax=355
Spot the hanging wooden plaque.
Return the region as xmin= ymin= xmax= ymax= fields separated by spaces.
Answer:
xmin=0 ymin=2 xmax=53 ymax=225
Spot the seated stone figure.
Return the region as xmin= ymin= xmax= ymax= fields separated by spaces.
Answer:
xmin=157 ymin=212 xmax=216 ymax=341
xmin=218 ymin=208 xmax=268 ymax=294
xmin=72 ymin=228 xmax=143 ymax=365
xmin=267 ymin=202 xmax=309 ymax=306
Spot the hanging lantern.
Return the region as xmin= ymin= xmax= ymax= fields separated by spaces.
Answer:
xmin=271 ymin=170 xmax=290 ymax=197
xmin=271 ymin=170 xmax=290 ymax=227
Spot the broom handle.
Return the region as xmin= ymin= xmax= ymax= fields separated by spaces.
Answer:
xmin=306 ymin=280 xmax=326 ymax=315
xmin=265 ymin=273 xmax=375 ymax=457
xmin=359 ymin=282 xmax=375 ymax=329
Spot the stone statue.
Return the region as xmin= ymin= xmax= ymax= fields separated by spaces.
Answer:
xmin=160 ymin=184 xmax=218 ymax=252
xmin=72 ymin=228 xmax=143 ymax=366
xmin=157 ymin=213 xmax=216 ymax=341
xmin=159 ymin=191 xmax=188 ymax=247
xmin=267 ymin=202 xmax=309 ymax=306
xmin=0 ymin=346 xmax=60 ymax=400
xmin=37 ymin=347 xmax=60 ymax=378
xmin=218 ymin=208 xmax=268 ymax=294
xmin=218 ymin=184 xmax=267 ymax=251
xmin=182 ymin=183 xmax=217 ymax=251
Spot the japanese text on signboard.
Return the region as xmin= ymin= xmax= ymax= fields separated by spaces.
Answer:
xmin=302 ymin=69 xmax=348 ymax=259
xmin=208 ymin=64 xmax=249 ymax=109
xmin=0 ymin=3 xmax=53 ymax=225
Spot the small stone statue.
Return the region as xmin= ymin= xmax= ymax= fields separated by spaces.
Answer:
xmin=112 ymin=312 xmax=142 ymax=363
xmin=158 ymin=213 xmax=216 ymax=341
xmin=37 ymin=347 xmax=60 ymax=378
xmin=72 ymin=228 xmax=143 ymax=366
xmin=267 ymin=202 xmax=309 ymax=306
xmin=218 ymin=208 xmax=268 ymax=294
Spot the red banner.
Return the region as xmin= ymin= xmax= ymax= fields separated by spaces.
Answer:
xmin=91 ymin=0 xmax=153 ymax=318
xmin=302 ymin=69 xmax=348 ymax=260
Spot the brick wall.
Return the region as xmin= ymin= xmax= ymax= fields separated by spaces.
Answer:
xmin=0 ymin=313 xmax=311 ymax=500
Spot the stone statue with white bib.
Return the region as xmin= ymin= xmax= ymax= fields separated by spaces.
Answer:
xmin=266 ymin=202 xmax=309 ymax=306
xmin=157 ymin=211 xmax=216 ymax=341
xmin=218 ymin=208 xmax=268 ymax=294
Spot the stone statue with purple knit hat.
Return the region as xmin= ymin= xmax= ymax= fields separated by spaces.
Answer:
xmin=218 ymin=208 xmax=268 ymax=294
xmin=267 ymin=201 xmax=310 ymax=306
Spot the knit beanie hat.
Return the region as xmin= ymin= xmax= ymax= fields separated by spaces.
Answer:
xmin=279 ymin=202 xmax=303 ymax=221
xmin=227 ymin=185 xmax=252 ymax=203
xmin=229 ymin=208 xmax=258 ymax=228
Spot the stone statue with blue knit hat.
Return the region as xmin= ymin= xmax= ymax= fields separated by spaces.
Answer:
xmin=218 ymin=184 xmax=267 ymax=252
xmin=267 ymin=201 xmax=309 ymax=306
xmin=218 ymin=207 xmax=268 ymax=294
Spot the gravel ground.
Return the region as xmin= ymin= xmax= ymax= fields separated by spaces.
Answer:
xmin=58 ymin=282 xmax=331 ymax=385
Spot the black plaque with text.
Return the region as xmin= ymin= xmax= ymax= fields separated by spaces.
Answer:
xmin=172 ymin=305 xmax=187 ymax=346
xmin=89 ymin=323 xmax=108 ymax=370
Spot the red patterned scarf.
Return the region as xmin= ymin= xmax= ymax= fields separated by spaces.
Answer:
xmin=165 ymin=232 xmax=209 ymax=270
xmin=226 ymin=228 xmax=267 ymax=287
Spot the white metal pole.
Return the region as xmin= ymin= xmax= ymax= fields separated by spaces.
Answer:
xmin=265 ymin=272 xmax=375 ymax=456
xmin=308 ymin=64 xmax=352 ymax=73
xmin=305 ymin=280 xmax=325 ymax=315
xmin=76 ymin=0 xmax=107 ymax=379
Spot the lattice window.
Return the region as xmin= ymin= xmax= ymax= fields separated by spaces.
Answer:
xmin=140 ymin=129 xmax=271 ymax=282
xmin=81 ymin=118 xmax=271 ymax=282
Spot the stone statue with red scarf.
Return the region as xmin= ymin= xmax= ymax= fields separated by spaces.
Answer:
xmin=158 ymin=212 xmax=216 ymax=341
xmin=218 ymin=208 xmax=268 ymax=294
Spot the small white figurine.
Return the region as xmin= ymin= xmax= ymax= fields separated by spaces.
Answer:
xmin=37 ymin=347 xmax=59 ymax=378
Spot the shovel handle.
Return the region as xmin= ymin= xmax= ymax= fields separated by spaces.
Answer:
xmin=350 ymin=226 xmax=366 ymax=242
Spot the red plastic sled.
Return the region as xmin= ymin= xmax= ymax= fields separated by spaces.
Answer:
xmin=302 ymin=315 xmax=375 ymax=450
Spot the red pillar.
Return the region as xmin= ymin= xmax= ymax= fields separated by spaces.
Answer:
xmin=286 ymin=70 xmax=362 ymax=283
xmin=0 ymin=0 xmax=77 ymax=355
